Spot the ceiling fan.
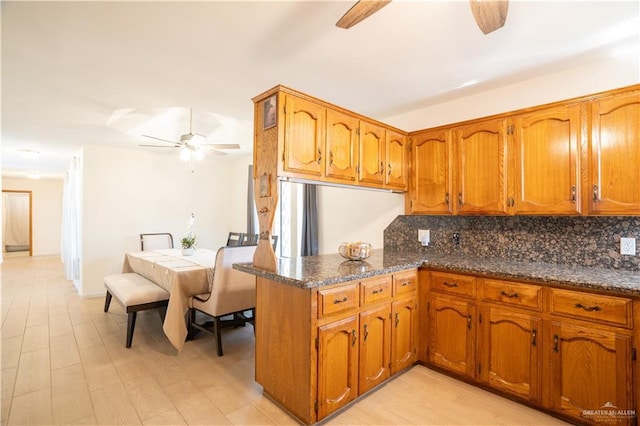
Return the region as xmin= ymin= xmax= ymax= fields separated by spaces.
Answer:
xmin=336 ymin=0 xmax=508 ymax=35
xmin=139 ymin=108 xmax=240 ymax=160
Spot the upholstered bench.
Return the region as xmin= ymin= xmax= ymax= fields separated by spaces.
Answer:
xmin=103 ymin=273 xmax=170 ymax=348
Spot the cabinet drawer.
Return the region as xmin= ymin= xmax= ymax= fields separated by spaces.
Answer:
xmin=480 ymin=279 xmax=542 ymax=311
xmin=430 ymin=272 xmax=476 ymax=298
xmin=393 ymin=269 xmax=417 ymax=297
xmin=318 ymin=283 xmax=358 ymax=319
xmin=549 ymin=288 xmax=633 ymax=328
xmin=360 ymin=275 xmax=392 ymax=307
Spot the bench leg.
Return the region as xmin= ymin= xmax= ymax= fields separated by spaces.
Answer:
xmin=214 ymin=316 xmax=223 ymax=357
xmin=104 ymin=291 xmax=113 ymax=313
xmin=126 ymin=311 xmax=137 ymax=348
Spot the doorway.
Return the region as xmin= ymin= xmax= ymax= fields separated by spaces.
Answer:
xmin=2 ymin=190 xmax=33 ymax=257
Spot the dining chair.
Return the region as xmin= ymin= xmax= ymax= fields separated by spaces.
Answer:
xmin=226 ymin=232 xmax=244 ymax=246
xmin=242 ymin=233 xmax=259 ymax=245
xmin=187 ymin=245 xmax=257 ymax=356
xmin=140 ymin=233 xmax=174 ymax=251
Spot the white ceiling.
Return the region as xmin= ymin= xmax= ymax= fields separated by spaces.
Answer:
xmin=2 ymin=0 xmax=639 ymax=179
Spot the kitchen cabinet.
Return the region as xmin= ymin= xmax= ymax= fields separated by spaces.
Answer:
xmin=589 ymin=89 xmax=640 ymax=214
xmin=255 ymin=269 xmax=418 ymax=424
xmin=547 ymin=320 xmax=634 ymax=423
xmin=423 ymin=270 xmax=638 ymax=425
xmin=358 ymin=120 xmax=386 ymax=186
xmin=325 ymin=108 xmax=359 ymax=183
xmin=511 ymin=104 xmax=582 ymax=215
xmin=409 ymin=129 xmax=452 ymax=214
xmin=385 ymin=129 xmax=408 ymax=190
xmin=318 ymin=315 xmax=359 ymax=419
xmin=358 ymin=304 xmax=391 ymax=394
xmin=454 ymin=118 xmax=509 ymax=215
xmin=283 ymin=94 xmax=325 ymax=177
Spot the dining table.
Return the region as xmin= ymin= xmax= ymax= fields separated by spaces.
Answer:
xmin=122 ymin=248 xmax=217 ymax=351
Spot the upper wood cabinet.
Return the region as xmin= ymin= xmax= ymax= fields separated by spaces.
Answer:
xmin=283 ymin=95 xmax=325 ymax=177
xmin=589 ymin=89 xmax=640 ymax=214
xmin=385 ymin=130 xmax=408 ymax=190
xmin=409 ymin=129 xmax=452 ymax=214
xmin=272 ymin=88 xmax=407 ymax=192
xmin=325 ymin=108 xmax=359 ymax=183
xmin=511 ymin=104 xmax=582 ymax=215
xmin=359 ymin=120 xmax=386 ymax=186
xmin=455 ymin=119 xmax=509 ymax=215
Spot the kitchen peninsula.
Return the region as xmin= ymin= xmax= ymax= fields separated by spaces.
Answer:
xmin=234 ymin=250 xmax=640 ymax=425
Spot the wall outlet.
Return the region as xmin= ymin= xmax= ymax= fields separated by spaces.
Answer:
xmin=620 ymin=237 xmax=636 ymax=255
xmin=418 ymin=229 xmax=430 ymax=246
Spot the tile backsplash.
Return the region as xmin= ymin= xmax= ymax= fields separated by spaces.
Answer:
xmin=384 ymin=215 xmax=640 ymax=271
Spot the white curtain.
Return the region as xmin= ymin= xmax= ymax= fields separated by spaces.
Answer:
xmin=2 ymin=192 xmax=30 ymax=249
xmin=61 ymin=157 xmax=80 ymax=282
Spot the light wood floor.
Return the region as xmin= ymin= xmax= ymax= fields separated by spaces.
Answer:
xmin=1 ymin=255 xmax=568 ymax=425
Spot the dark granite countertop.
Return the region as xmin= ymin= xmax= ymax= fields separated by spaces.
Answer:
xmin=233 ymin=248 xmax=640 ymax=296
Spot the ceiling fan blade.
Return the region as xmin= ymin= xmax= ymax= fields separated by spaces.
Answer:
xmin=141 ymin=134 xmax=180 ymax=145
xmin=469 ymin=0 xmax=508 ymax=35
xmin=201 ymin=143 xmax=240 ymax=149
xmin=336 ymin=0 xmax=392 ymax=29
xmin=138 ymin=144 xmax=177 ymax=148
xmin=210 ymin=150 xmax=228 ymax=157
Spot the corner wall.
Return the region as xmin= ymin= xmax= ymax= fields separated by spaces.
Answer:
xmin=78 ymin=145 xmax=251 ymax=297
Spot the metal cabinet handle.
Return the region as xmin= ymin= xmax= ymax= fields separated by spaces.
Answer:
xmin=401 ymin=281 xmax=411 ymax=287
xmin=553 ymin=335 xmax=559 ymax=352
xmin=570 ymin=185 xmax=576 ymax=203
xmin=329 ymin=150 xmax=333 ymax=167
xmin=372 ymin=288 xmax=383 ymax=295
xmin=351 ymin=329 xmax=357 ymax=347
xmin=387 ymin=163 xmax=392 ymax=176
xmin=575 ymin=303 xmax=601 ymax=312
xmin=317 ymin=148 xmax=322 ymax=165
xmin=500 ymin=290 xmax=519 ymax=299
xmin=379 ymin=161 xmax=384 ymax=174
xmin=394 ymin=312 xmax=400 ymax=328
xmin=531 ymin=329 xmax=537 ymax=347
xmin=443 ymin=281 xmax=458 ymax=288
xmin=593 ymin=185 xmax=599 ymax=201
xmin=467 ymin=314 xmax=472 ymax=330
xmin=445 ymin=192 xmax=449 ymax=204
xmin=333 ymin=297 xmax=348 ymax=304
xmin=363 ymin=324 xmax=368 ymax=341
xmin=458 ymin=192 xmax=463 ymax=205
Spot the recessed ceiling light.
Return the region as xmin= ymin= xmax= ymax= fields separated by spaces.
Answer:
xmin=18 ymin=149 xmax=40 ymax=159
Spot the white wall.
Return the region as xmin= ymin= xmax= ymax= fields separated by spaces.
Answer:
xmin=2 ymin=177 xmax=64 ymax=256
xmin=385 ymin=50 xmax=640 ymax=130
xmin=78 ymin=145 xmax=250 ymax=297
xmin=316 ymin=52 xmax=639 ymax=254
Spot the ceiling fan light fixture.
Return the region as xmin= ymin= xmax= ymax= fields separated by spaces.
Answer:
xmin=179 ymin=147 xmax=192 ymax=162
xmin=193 ymin=150 xmax=204 ymax=161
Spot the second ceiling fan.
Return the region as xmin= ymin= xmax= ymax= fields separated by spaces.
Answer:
xmin=336 ymin=0 xmax=509 ymax=35
xmin=139 ymin=108 xmax=240 ymax=160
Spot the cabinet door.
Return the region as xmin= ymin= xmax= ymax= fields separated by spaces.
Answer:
xmin=548 ymin=320 xmax=634 ymax=423
xmin=479 ymin=306 xmax=541 ymax=402
xmin=428 ymin=294 xmax=475 ymax=378
xmin=359 ymin=305 xmax=391 ymax=394
xmin=410 ymin=129 xmax=452 ymax=214
xmin=325 ymin=108 xmax=359 ymax=182
xmin=284 ymin=95 xmax=325 ymax=176
xmin=590 ymin=90 xmax=640 ymax=214
xmin=318 ymin=315 xmax=359 ymax=419
xmin=359 ymin=120 xmax=385 ymax=185
xmin=455 ymin=119 xmax=508 ymax=214
xmin=391 ymin=297 xmax=418 ymax=374
xmin=513 ymin=105 xmax=581 ymax=214
xmin=385 ymin=129 xmax=408 ymax=190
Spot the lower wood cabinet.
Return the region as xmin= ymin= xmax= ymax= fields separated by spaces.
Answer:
xmin=428 ymin=293 xmax=476 ymax=378
xmin=547 ymin=319 xmax=634 ymax=423
xmin=318 ymin=272 xmax=417 ymax=419
xmin=478 ymin=306 xmax=541 ymax=403
xmin=318 ymin=315 xmax=359 ymax=419
xmin=424 ymin=271 xmax=638 ymax=426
